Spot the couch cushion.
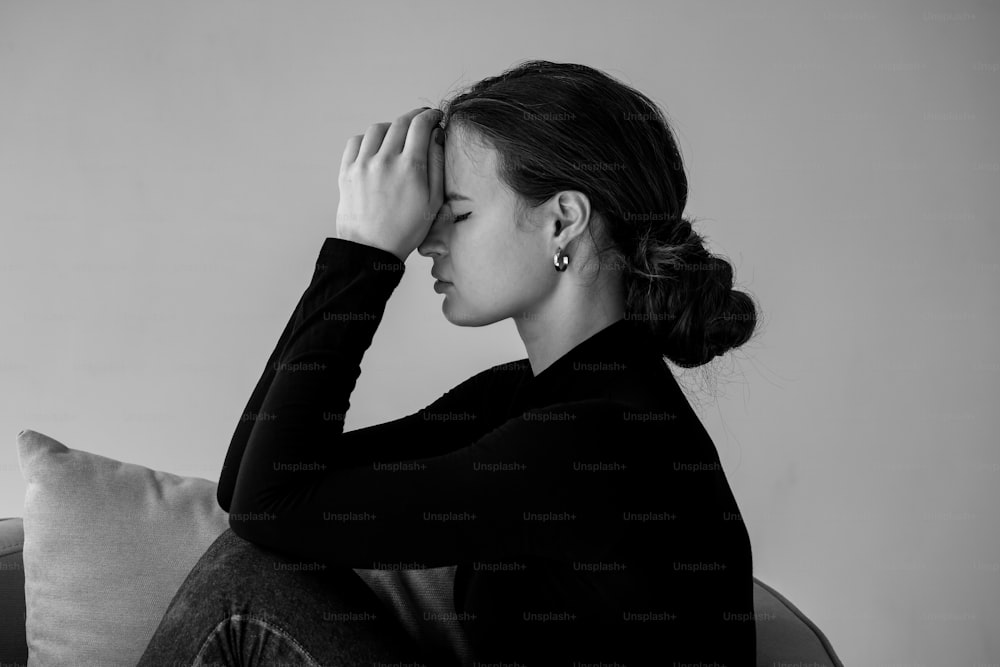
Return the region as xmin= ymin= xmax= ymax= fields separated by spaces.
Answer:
xmin=17 ymin=429 xmax=231 ymax=667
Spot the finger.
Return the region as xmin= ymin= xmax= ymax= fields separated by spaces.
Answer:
xmin=357 ymin=122 xmax=391 ymax=161
xmin=402 ymin=109 xmax=442 ymax=164
xmin=426 ymin=126 xmax=444 ymax=208
xmin=381 ymin=107 xmax=433 ymax=156
xmin=340 ymin=134 xmax=363 ymax=173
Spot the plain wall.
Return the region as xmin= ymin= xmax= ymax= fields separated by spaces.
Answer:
xmin=2 ymin=0 xmax=998 ymax=663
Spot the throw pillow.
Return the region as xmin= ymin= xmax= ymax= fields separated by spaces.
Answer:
xmin=17 ymin=428 xmax=230 ymax=666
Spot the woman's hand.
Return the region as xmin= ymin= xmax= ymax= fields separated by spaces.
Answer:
xmin=335 ymin=107 xmax=445 ymax=262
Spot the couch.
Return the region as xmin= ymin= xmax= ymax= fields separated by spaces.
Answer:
xmin=2 ymin=428 xmax=845 ymax=666
xmin=0 ymin=514 xmax=843 ymax=665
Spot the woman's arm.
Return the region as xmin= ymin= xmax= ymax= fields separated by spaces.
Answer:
xmin=218 ymin=235 xmax=505 ymax=514
xmin=222 ymin=102 xmax=450 ymax=513
xmin=230 ymin=394 xmax=630 ymax=569
xmin=226 ymin=235 xmax=635 ymax=568
xmin=227 ymin=105 xmax=634 ymax=569
xmin=217 ymin=287 xmax=306 ymax=513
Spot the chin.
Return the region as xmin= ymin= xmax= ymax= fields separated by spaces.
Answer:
xmin=441 ymin=301 xmax=505 ymax=328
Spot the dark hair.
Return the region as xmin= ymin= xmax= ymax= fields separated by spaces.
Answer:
xmin=436 ymin=59 xmax=760 ymax=369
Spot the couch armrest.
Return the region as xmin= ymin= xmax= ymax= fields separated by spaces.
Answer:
xmin=753 ymin=575 xmax=845 ymax=666
xmin=0 ymin=517 xmax=27 ymax=667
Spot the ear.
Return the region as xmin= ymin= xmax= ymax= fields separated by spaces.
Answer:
xmin=551 ymin=190 xmax=592 ymax=244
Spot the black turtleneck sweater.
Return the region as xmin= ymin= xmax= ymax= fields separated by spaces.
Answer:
xmin=219 ymin=237 xmax=757 ymax=666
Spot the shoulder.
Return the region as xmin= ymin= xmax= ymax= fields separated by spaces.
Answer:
xmin=492 ymin=399 xmax=643 ymax=449
xmin=463 ymin=357 xmax=532 ymax=399
xmin=517 ymin=397 xmax=633 ymax=420
xmin=433 ymin=357 xmax=526 ymax=399
xmin=482 ymin=357 xmax=531 ymax=379
xmin=506 ymin=397 xmax=708 ymax=462
xmin=457 ymin=357 xmax=529 ymax=385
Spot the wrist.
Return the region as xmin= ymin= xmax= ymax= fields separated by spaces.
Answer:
xmin=335 ymin=233 xmax=398 ymax=258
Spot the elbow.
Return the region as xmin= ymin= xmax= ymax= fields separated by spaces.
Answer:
xmin=216 ymin=485 xmax=231 ymax=515
xmin=226 ymin=486 xmax=258 ymax=536
xmin=227 ymin=505 xmax=286 ymax=554
xmin=227 ymin=504 xmax=266 ymax=543
xmin=227 ymin=486 xmax=279 ymax=543
xmin=226 ymin=497 xmax=247 ymax=537
xmin=227 ymin=512 xmax=251 ymax=541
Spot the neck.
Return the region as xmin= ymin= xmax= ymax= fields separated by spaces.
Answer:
xmin=514 ymin=275 xmax=626 ymax=378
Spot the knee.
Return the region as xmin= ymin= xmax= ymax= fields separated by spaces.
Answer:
xmin=187 ymin=529 xmax=373 ymax=607
xmin=173 ymin=528 xmax=282 ymax=605
xmin=204 ymin=528 xmax=348 ymax=582
xmin=198 ymin=527 xmax=314 ymax=573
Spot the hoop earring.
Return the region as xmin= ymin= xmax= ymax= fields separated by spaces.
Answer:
xmin=553 ymin=246 xmax=570 ymax=272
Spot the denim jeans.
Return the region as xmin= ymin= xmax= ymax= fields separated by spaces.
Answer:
xmin=136 ymin=528 xmax=462 ymax=667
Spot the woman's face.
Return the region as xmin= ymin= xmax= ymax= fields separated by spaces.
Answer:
xmin=417 ymin=126 xmax=559 ymax=327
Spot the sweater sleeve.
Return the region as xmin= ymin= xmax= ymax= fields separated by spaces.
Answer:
xmin=226 ymin=238 xmax=632 ymax=570
xmin=217 ymin=288 xmax=305 ymax=514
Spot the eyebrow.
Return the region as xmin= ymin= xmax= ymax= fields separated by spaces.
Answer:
xmin=444 ymin=192 xmax=472 ymax=203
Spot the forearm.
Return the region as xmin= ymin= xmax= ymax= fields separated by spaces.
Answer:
xmin=217 ymin=288 xmax=305 ymax=513
xmin=227 ymin=237 xmax=405 ymax=515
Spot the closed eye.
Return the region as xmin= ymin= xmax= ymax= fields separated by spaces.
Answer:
xmin=453 ymin=212 xmax=472 ymax=223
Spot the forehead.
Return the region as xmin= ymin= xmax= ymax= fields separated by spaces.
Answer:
xmin=443 ymin=126 xmax=497 ymax=201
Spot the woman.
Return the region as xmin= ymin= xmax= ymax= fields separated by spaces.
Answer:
xmin=138 ymin=59 xmax=760 ymax=666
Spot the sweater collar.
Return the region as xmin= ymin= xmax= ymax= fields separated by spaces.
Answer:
xmin=508 ymin=317 xmax=664 ymax=413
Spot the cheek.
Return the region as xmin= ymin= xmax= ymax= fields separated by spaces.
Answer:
xmin=452 ymin=220 xmax=504 ymax=278
xmin=452 ymin=217 xmax=545 ymax=301
xmin=461 ymin=247 xmax=519 ymax=299
xmin=491 ymin=241 xmax=548 ymax=302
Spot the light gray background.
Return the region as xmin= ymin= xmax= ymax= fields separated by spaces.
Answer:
xmin=2 ymin=1 xmax=998 ymax=663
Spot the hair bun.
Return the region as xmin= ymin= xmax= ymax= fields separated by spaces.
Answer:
xmin=630 ymin=219 xmax=757 ymax=368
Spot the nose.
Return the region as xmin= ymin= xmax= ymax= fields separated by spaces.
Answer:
xmin=417 ymin=209 xmax=450 ymax=258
